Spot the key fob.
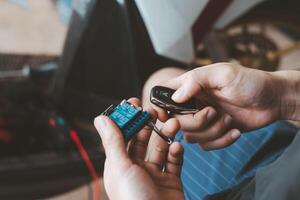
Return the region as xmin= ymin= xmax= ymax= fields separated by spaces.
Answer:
xmin=150 ymin=86 xmax=199 ymax=114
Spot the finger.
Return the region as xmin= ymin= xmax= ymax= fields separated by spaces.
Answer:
xmin=171 ymin=64 xmax=228 ymax=103
xmin=94 ymin=115 xmax=130 ymax=165
xmin=184 ymin=114 xmax=232 ymax=143
xmin=128 ymin=107 xmax=158 ymax=161
xmin=175 ymin=107 xmax=217 ymax=131
xmin=165 ymin=142 xmax=184 ymax=176
xmin=200 ymin=129 xmax=241 ymax=150
xmin=171 ymin=71 xmax=202 ymax=103
xmin=127 ymin=97 xmax=141 ymax=107
xmin=128 ymin=126 xmax=152 ymax=163
xmin=150 ymin=103 xmax=169 ymax=122
xmin=147 ymin=118 xmax=180 ymax=170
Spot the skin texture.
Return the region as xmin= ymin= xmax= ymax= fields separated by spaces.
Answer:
xmin=143 ymin=63 xmax=300 ymax=150
xmin=94 ymin=63 xmax=300 ymax=199
xmin=94 ymin=98 xmax=184 ymax=200
xmin=94 ymin=63 xmax=300 ymax=200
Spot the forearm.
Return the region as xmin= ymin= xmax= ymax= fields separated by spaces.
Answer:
xmin=272 ymin=70 xmax=300 ymax=121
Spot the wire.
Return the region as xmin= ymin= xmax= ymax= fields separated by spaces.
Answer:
xmin=70 ymin=130 xmax=100 ymax=200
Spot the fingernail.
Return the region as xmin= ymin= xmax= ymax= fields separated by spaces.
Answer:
xmin=207 ymin=109 xmax=216 ymax=121
xmin=231 ymin=130 xmax=241 ymax=139
xmin=95 ymin=116 xmax=107 ymax=131
xmin=172 ymin=88 xmax=184 ymax=101
xmin=224 ymin=115 xmax=232 ymax=126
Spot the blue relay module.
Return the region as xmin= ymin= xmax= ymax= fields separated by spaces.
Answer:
xmin=102 ymin=100 xmax=151 ymax=141
xmin=102 ymin=99 xmax=173 ymax=144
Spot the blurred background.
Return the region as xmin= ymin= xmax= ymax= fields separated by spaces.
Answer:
xmin=0 ymin=0 xmax=300 ymax=199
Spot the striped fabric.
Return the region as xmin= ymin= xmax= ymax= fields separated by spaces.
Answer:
xmin=174 ymin=121 xmax=298 ymax=200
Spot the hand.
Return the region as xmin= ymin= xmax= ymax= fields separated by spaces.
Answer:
xmin=149 ymin=63 xmax=283 ymax=150
xmin=94 ymin=98 xmax=184 ymax=200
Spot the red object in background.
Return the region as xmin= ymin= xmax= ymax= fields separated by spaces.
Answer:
xmin=0 ymin=117 xmax=12 ymax=143
xmin=48 ymin=118 xmax=56 ymax=127
xmin=0 ymin=129 xmax=12 ymax=143
xmin=70 ymin=130 xmax=100 ymax=200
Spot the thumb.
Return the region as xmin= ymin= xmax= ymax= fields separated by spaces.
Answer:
xmin=94 ymin=115 xmax=129 ymax=164
xmin=171 ymin=72 xmax=201 ymax=103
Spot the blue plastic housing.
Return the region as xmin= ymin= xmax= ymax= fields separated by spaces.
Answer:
xmin=106 ymin=100 xmax=151 ymax=141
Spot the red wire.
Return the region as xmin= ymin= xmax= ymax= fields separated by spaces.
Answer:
xmin=70 ymin=130 xmax=100 ymax=200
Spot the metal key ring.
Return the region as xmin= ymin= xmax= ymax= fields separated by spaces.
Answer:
xmin=147 ymin=121 xmax=173 ymax=144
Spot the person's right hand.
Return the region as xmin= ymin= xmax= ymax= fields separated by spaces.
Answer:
xmin=152 ymin=63 xmax=285 ymax=150
xmin=94 ymin=98 xmax=184 ymax=200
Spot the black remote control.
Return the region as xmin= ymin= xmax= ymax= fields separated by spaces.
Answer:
xmin=150 ymin=86 xmax=199 ymax=114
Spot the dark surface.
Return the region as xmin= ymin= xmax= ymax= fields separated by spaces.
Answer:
xmin=51 ymin=0 xmax=187 ymax=121
xmin=0 ymin=76 xmax=104 ymax=199
xmin=0 ymin=151 xmax=104 ymax=200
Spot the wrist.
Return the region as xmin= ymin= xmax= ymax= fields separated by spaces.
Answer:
xmin=271 ymin=70 xmax=300 ymax=120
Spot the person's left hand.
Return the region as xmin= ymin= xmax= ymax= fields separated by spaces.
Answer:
xmin=94 ymin=98 xmax=184 ymax=200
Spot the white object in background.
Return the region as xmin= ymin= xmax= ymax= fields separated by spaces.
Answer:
xmin=0 ymin=65 xmax=30 ymax=79
xmin=0 ymin=0 xmax=67 ymax=55
xmin=134 ymin=0 xmax=209 ymax=63
xmin=214 ymin=0 xmax=266 ymax=29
